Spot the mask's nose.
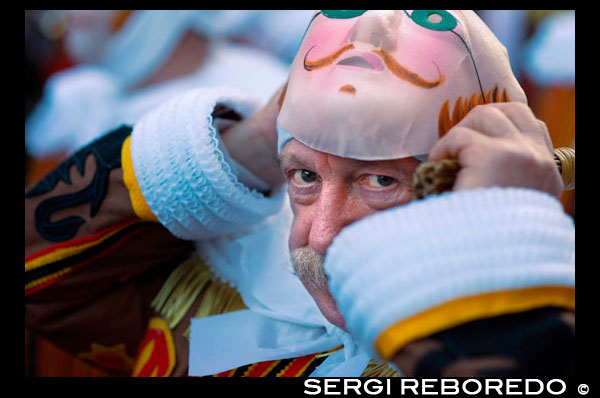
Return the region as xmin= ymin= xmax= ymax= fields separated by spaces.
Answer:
xmin=349 ymin=10 xmax=401 ymax=50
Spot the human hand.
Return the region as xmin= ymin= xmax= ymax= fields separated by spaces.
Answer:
xmin=428 ymin=102 xmax=563 ymax=200
xmin=220 ymin=84 xmax=287 ymax=188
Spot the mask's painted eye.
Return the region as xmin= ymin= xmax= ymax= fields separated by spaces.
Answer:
xmin=410 ymin=10 xmax=457 ymax=31
xmin=321 ymin=10 xmax=367 ymax=19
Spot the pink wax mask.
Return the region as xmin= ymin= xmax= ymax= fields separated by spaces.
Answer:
xmin=277 ymin=10 xmax=528 ymax=160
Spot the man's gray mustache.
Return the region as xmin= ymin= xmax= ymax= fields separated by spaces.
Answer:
xmin=291 ymin=246 xmax=328 ymax=289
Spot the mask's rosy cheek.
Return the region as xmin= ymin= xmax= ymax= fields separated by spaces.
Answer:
xmin=391 ymin=33 xmax=466 ymax=81
xmin=301 ymin=20 xmax=355 ymax=58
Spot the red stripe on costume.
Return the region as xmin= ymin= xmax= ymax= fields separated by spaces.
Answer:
xmin=214 ymin=369 xmax=236 ymax=377
xmin=243 ymin=360 xmax=278 ymax=377
xmin=277 ymin=354 xmax=316 ymax=377
xmin=25 ymin=226 xmax=144 ymax=296
xmin=25 ymin=276 xmax=64 ymax=296
xmin=25 ymin=217 xmax=139 ymax=263
xmin=131 ymin=318 xmax=176 ymax=377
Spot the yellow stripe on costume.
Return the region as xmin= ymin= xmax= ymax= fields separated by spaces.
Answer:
xmin=25 ymin=222 xmax=134 ymax=272
xmin=25 ymin=265 xmax=74 ymax=291
xmin=121 ymin=135 xmax=158 ymax=222
xmin=296 ymin=355 xmax=319 ymax=376
xmin=375 ymin=286 xmax=575 ymax=361
xmin=259 ymin=360 xmax=281 ymax=376
xmin=131 ymin=317 xmax=176 ymax=377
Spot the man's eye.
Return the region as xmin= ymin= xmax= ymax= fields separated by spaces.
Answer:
xmin=322 ymin=10 xmax=367 ymax=19
xmin=293 ymin=169 xmax=318 ymax=185
xmin=362 ymin=175 xmax=396 ymax=188
xmin=410 ymin=10 xmax=457 ymax=31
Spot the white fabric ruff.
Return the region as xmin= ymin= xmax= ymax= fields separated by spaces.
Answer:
xmin=190 ymin=194 xmax=366 ymax=376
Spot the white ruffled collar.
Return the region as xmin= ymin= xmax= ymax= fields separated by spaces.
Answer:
xmin=189 ymin=187 xmax=368 ymax=376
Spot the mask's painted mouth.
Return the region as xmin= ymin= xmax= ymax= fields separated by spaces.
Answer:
xmin=336 ymin=53 xmax=384 ymax=71
xmin=304 ymin=44 xmax=444 ymax=89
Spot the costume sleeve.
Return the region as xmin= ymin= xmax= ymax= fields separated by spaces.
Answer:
xmin=129 ymin=86 xmax=284 ymax=241
xmin=324 ymin=187 xmax=575 ymax=376
xmin=25 ymin=125 xmax=195 ymax=374
xmin=391 ymin=307 xmax=574 ymax=377
xmin=25 ymin=88 xmax=283 ymax=375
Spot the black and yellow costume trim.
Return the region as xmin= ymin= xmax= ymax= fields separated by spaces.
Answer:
xmin=121 ymin=135 xmax=158 ymax=222
xmin=375 ymin=286 xmax=575 ymax=361
xmin=25 ymin=218 xmax=145 ymax=296
xmin=211 ymin=349 xmax=337 ymax=377
xmin=25 ymin=126 xmax=144 ymax=296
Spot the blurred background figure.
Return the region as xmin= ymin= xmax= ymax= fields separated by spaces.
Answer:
xmin=476 ymin=10 xmax=529 ymax=80
xmin=25 ymin=10 xmax=75 ymax=185
xmin=478 ymin=10 xmax=575 ymax=219
xmin=522 ymin=11 xmax=575 ymax=219
xmin=24 ymin=10 xmax=314 ymax=186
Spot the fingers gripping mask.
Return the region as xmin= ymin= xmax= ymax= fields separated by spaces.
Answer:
xmin=277 ymin=10 xmax=527 ymax=160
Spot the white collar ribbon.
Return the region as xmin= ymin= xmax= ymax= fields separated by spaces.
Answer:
xmin=189 ymin=190 xmax=370 ymax=376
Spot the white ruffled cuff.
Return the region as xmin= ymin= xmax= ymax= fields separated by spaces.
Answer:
xmin=130 ymin=86 xmax=284 ymax=240
xmin=324 ymin=187 xmax=575 ymax=353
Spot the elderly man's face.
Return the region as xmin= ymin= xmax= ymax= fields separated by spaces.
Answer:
xmin=275 ymin=10 xmax=526 ymax=329
xmin=280 ymin=139 xmax=420 ymax=329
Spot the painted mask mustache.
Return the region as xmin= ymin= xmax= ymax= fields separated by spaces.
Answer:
xmin=303 ymin=44 xmax=444 ymax=89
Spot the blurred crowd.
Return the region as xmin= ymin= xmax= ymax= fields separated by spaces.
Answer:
xmin=24 ymin=10 xmax=575 ymax=377
xmin=24 ymin=10 xmax=315 ymax=184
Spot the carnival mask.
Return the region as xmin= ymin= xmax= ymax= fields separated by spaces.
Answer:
xmin=277 ymin=10 xmax=527 ymax=160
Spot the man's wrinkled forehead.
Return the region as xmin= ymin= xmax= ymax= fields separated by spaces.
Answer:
xmin=278 ymin=137 xmax=421 ymax=173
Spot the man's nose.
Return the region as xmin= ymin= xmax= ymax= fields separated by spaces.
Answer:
xmin=308 ymin=187 xmax=353 ymax=256
xmin=349 ymin=10 xmax=401 ymax=50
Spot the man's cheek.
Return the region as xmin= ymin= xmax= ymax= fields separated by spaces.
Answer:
xmin=288 ymin=222 xmax=305 ymax=252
